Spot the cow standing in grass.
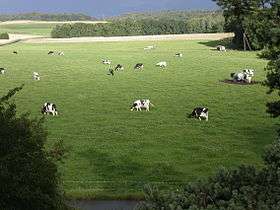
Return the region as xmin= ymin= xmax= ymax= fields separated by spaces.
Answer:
xmin=0 ymin=67 xmax=5 ymax=74
xmin=115 ymin=64 xmax=124 ymax=71
xmin=175 ymin=53 xmax=183 ymax=57
xmin=41 ymin=102 xmax=58 ymax=115
xmin=134 ymin=63 xmax=144 ymax=70
xmin=33 ymin=72 xmax=40 ymax=80
xmin=189 ymin=107 xmax=209 ymax=121
xmin=131 ymin=99 xmax=154 ymax=111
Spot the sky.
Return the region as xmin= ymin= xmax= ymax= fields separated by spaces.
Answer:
xmin=0 ymin=0 xmax=218 ymax=17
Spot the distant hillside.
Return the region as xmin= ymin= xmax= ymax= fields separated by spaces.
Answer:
xmin=0 ymin=12 xmax=95 ymax=22
xmin=107 ymin=10 xmax=223 ymax=22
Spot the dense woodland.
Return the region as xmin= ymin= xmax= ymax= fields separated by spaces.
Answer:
xmin=51 ymin=11 xmax=225 ymax=38
xmin=0 ymin=12 xmax=94 ymax=21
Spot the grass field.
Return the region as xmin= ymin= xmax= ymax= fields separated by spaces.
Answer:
xmin=0 ymin=22 xmax=57 ymax=36
xmin=0 ymin=39 xmax=278 ymax=199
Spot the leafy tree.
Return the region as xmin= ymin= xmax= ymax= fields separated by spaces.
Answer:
xmin=0 ymin=86 xmax=66 ymax=210
xmin=0 ymin=32 xmax=9 ymax=39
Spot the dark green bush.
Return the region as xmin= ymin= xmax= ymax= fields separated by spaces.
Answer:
xmin=0 ymin=32 xmax=9 ymax=39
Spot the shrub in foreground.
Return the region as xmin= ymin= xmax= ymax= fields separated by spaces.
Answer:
xmin=0 ymin=32 xmax=9 ymax=39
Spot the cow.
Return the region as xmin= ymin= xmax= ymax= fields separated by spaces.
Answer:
xmin=131 ymin=99 xmax=154 ymax=111
xmin=41 ymin=102 xmax=58 ymax=115
xmin=0 ymin=67 xmax=5 ymax=74
xmin=156 ymin=61 xmax=167 ymax=68
xmin=144 ymin=45 xmax=155 ymax=50
xmin=115 ymin=64 xmax=124 ymax=71
xmin=33 ymin=72 xmax=40 ymax=80
xmin=134 ymin=63 xmax=144 ymax=70
xmin=58 ymin=51 xmax=64 ymax=56
xmin=230 ymin=69 xmax=255 ymax=83
xmin=216 ymin=45 xmax=226 ymax=52
xmin=13 ymin=51 xmax=18 ymax=54
xmin=175 ymin=53 xmax=183 ymax=57
xmin=108 ymin=68 xmax=114 ymax=76
xmin=48 ymin=51 xmax=55 ymax=55
xmin=189 ymin=107 xmax=209 ymax=121
xmin=102 ymin=59 xmax=111 ymax=65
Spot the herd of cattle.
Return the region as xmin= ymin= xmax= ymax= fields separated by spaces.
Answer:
xmin=0 ymin=44 xmax=256 ymax=121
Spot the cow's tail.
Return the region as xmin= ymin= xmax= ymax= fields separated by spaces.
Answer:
xmin=230 ymin=73 xmax=235 ymax=78
xmin=150 ymin=103 xmax=155 ymax=107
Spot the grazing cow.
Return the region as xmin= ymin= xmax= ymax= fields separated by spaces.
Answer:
xmin=58 ymin=51 xmax=64 ymax=56
xmin=230 ymin=69 xmax=255 ymax=83
xmin=134 ymin=63 xmax=144 ymax=70
xmin=189 ymin=107 xmax=209 ymax=121
xmin=216 ymin=45 xmax=226 ymax=52
xmin=102 ymin=59 xmax=111 ymax=65
xmin=33 ymin=72 xmax=40 ymax=80
xmin=41 ymin=102 xmax=58 ymax=115
xmin=13 ymin=51 xmax=18 ymax=54
xmin=108 ymin=68 xmax=114 ymax=76
xmin=0 ymin=67 xmax=5 ymax=74
xmin=175 ymin=53 xmax=183 ymax=57
xmin=131 ymin=99 xmax=154 ymax=111
xmin=144 ymin=45 xmax=155 ymax=50
xmin=48 ymin=51 xmax=55 ymax=55
xmin=156 ymin=61 xmax=167 ymax=68
xmin=115 ymin=64 xmax=124 ymax=71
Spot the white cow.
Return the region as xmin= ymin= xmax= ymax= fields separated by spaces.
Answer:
xmin=102 ymin=59 xmax=111 ymax=65
xmin=156 ymin=61 xmax=167 ymax=68
xmin=33 ymin=72 xmax=40 ymax=80
xmin=41 ymin=102 xmax=58 ymax=115
xmin=217 ymin=45 xmax=226 ymax=52
xmin=144 ymin=45 xmax=155 ymax=50
xmin=131 ymin=99 xmax=154 ymax=112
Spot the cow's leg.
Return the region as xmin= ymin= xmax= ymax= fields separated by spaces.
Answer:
xmin=206 ymin=114 xmax=209 ymax=121
xmin=199 ymin=117 xmax=202 ymax=121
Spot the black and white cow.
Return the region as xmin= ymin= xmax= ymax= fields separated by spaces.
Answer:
xmin=156 ymin=61 xmax=167 ymax=68
xmin=230 ymin=69 xmax=255 ymax=83
xmin=33 ymin=72 xmax=40 ymax=80
xmin=131 ymin=99 xmax=154 ymax=111
xmin=102 ymin=59 xmax=111 ymax=65
xmin=115 ymin=64 xmax=124 ymax=71
xmin=175 ymin=53 xmax=183 ymax=57
xmin=48 ymin=51 xmax=55 ymax=55
xmin=58 ymin=51 xmax=64 ymax=56
xmin=189 ymin=107 xmax=209 ymax=121
xmin=134 ymin=63 xmax=144 ymax=70
xmin=216 ymin=45 xmax=226 ymax=52
xmin=13 ymin=51 xmax=18 ymax=54
xmin=41 ymin=102 xmax=58 ymax=115
xmin=0 ymin=67 xmax=5 ymax=74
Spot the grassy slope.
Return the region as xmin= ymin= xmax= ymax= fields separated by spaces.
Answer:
xmin=0 ymin=23 xmax=58 ymax=36
xmin=0 ymin=40 xmax=278 ymax=199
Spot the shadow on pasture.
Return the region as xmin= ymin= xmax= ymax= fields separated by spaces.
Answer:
xmin=198 ymin=38 xmax=233 ymax=49
xmin=220 ymin=79 xmax=262 ymax=85
xmin=77 ymin=148 xmax=184 ymax=196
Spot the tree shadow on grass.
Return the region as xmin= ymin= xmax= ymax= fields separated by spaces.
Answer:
xmin=198 ymin=37 xmax=234 ymax=49
xmin=77 ymin=148 xmax=185 ymax=198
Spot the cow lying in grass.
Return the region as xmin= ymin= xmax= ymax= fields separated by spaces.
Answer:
xmin=41 ymin=102 xmax=58 ymax=115
xmin=175 ymin=53 xmax=183 ymax=57
xmin=231 ymin=69 xmax=255 ymax=83
xmin=156 ymin=61 xmax=167 ymax=68
xmin=134 ymin=63 xmax=144 ymax=70
xmin=0 ymin=67 xmax=5 ymax=74
xmin=33 ymin=72 xmax=40 ymax=80
xmin=144 ymin=45 xmax=155 ymax=50
xmin=131 ymin=99 xmax=154 ymax=111
xmin=216 ymin=45 xmax=226 ymax=52
xmin=102 ymin=59 xmax=111 ymax=65
xmin=189 ymin=107 xmax=209 ymax=121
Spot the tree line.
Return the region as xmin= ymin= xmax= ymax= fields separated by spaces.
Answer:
xmin=51 ymin=11 xmax=225 ymax=38
xmin=0 ymin=12 xmax=94 ymax=22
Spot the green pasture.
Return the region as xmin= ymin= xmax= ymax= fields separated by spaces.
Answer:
xmin=0 ymin=23 xmax=58 ymax=36
xmin=0 ymin=40 xmax=278 ymax=199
